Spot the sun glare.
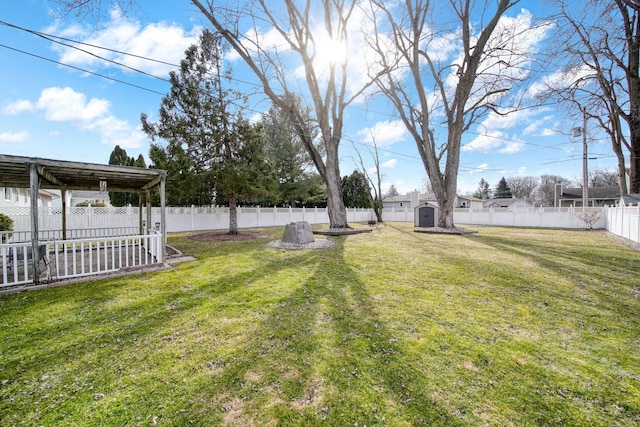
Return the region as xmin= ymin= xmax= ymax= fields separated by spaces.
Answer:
xmin=314 ymin=36 xmax=348 ymax=67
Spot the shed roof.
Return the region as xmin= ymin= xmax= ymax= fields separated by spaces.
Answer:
xmin=0 ymin=154 xmax=166 ymax=193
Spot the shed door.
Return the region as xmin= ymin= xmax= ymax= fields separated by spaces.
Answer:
xmin=418 ymin=206 xmax=435 ymax=227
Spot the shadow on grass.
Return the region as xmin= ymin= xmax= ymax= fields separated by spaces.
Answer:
xmin=185 ymin=238 xmax=463 ymax=426
xmin=0 ymin=246 xmax=327 ymax=425
xmin=462 ymin=230 xmax=640 ymax=313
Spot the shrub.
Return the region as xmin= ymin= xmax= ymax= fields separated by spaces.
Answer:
xmin=0 ymin=213 xmax=13 ymax=243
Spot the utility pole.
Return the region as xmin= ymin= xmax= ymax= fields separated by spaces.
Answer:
xmin=573 ymin=110 xmax=588 ymax=210
xmin=582 ymin=111 xmax=588 ymax=210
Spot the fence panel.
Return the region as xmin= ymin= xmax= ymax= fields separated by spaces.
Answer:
xmin=606 ymin=206 xmax=640 ymax=243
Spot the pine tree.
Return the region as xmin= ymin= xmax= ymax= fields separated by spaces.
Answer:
xmin=342 ymin=170 xmax=372 ymax=208
xmin=494 ymin=177 xmax=513 ymax=199
xmin=108 ymin=145 xmax=138 ymax=207
xmin=142 ymin=30 xmax=275 ymax=233
xmin=385 ymin=185 xmax=400 ymax=198
xmin=473 ymin=178 xmax=491 ymax=199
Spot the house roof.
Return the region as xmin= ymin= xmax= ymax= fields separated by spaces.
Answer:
xmin=621 ymin=194 xmax=640 ymax=206
xmin=484 ymin=197 xmax=533 ymax=207
xmin=70 ymin=190 xmax=111 ymax=201
xmin=382 ymin=193 xmax=436 ymax=203
xmin=560 ymin=186 xmax=620 ymax=200
xmin=0 ymin=154 xmax=166 ymax=193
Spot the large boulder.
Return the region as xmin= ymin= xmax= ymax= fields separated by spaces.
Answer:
xmin=281 ymin=221 xmax=314 ymax=244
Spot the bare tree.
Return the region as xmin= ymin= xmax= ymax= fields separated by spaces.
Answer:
xmin=543 ymin=0 xmax=639 ymax=194
xmin=191 ymin=0 xmax=380 ymax=228
xmin=351 ymin=138 xmax=384 ymax=222
xmin=537 ymin=174 xmax=572 ymax=206
xmin=507 ymin=176 xmax=539 ymax=198
xmin=56 ymin=0 xmax=377 ymax=228
xmin=588 ymin=168 xmax=620 ymax=187
xmin=366 ymin=0 xmax=542 ymax=228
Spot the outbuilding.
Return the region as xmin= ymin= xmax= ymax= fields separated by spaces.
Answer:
xmin=414 ymin=202 xmax=439 ymax=228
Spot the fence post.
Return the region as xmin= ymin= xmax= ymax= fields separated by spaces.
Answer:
xmin=637 ymin=203 xmax=640 ymax=243
xmin=256 ymin=206 xmax=261 ymax=227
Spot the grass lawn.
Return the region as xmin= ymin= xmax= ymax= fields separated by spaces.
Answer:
xmin=1 ymin=222 xmax=639 ymax=426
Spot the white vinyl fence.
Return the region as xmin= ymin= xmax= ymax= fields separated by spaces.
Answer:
xmin=0 ymin=206 xmax=374 ymax=235
xmin=605 ymin=205 xmax=640 ymax=244
xmin=382 ymin=206 xmax=608 ymax=229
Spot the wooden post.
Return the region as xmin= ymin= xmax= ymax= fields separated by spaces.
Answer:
xmin=61 ymin=189 xmax=67 ymax=240
xmin=160 ymin=177 xmax=166 ymax=263
xmin=29 ymin=163 xmax=40 ymax=285
xmin=146 ymin=190 xmax=152 ymax=236
xmin=139 ymin=193 xmax=144 ymax=235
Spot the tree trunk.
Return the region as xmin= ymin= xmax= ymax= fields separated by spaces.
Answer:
xmin=228 ymin=193 xmax=238 ymax=234
xmin=437 ymin=197 xmax=456 ymax=228
xmin=374 ymin=200 xmax=383 ymax=223
xmin=627 ymin=0 xmax=640 ymax=193
xmin=324 ymin=151 xmax=348 ymax=228
xmin=615 ymin=144 xmax=629 ymax=195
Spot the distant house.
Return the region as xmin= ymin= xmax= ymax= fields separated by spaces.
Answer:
xmin=382 ymin=192 xmax=436 ymax=209
xmin=620 ymin=194 xmax=640 ymax=207
xmin=67 ymin=190 xmax=111 ymax=207
xmin=0 ymin=187 xmax=57 ymax=209
xmin=483 ymin=198 xmax=535 ymax=209
xmin=455 ymin=195 xmax=485 ymax=210
xmin=557 ymin=186 xmax=620 ymax=207
xmin=383 ymin=191 xmax=484 ymax=210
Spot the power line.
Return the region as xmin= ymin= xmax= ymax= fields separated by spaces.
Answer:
xmin=0 ymin=43 xmax=165 ymax=95
xmin=0 ymin=19 xmax=621 ymax=174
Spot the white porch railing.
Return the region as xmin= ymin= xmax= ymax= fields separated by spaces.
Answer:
xmin=1 ymin=242 xmax=33 ymax=286
xmin=0 ymin=227 xmax=141 ymax=243
xmin=0 ymin=232 xmax=163 ymax=288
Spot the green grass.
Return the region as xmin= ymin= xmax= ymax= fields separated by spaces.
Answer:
xmin=1 ymin=223 xmax=639 ymax=426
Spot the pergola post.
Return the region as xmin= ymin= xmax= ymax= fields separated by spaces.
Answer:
xmin=61 ymin=189 xmax=67 ymax=240
xmin=146 ymin=190 xmax=152 ymax=236
xmin=138 ymin=193 xmax=144 ymax=234
xmin=29 ymin=163 xmax=40 ymax=285
xmin=160 ymin=177 xmax=166 ymax=263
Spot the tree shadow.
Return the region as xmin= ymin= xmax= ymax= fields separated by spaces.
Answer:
xmin=184 ymin=238 xmax=463 ymax=426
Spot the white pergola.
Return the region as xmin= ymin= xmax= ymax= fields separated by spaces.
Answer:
xmin=0 ymin=154 xmax=167 ymax=285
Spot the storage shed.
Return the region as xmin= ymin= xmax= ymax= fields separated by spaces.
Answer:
xmin=414 ymin=202 xmax=439 ymax=228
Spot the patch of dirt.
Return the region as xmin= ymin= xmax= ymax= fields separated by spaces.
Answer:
xmin=603 ymin=230 xmax=640 ymax=252
xmin=188 ymin=231 xmax=270 ymax=242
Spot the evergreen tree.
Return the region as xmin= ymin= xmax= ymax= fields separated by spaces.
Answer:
xmin=342 ymin=170 xmax=372 ymax=208
xmin=385 ymin=185 xmax=400 ymax=198
xmin=473 ymin=178 xmax=491 ymax=199
xmin=494 ymin=177 xmax=513 ymax=199
xmin=108 ymin=145 xmax=138 ymax=207
xmin=142 ymin=29 xmax=275 ymax=233
xmin=260 ymin=95 xmax=326 ymax=207
xmin=148 ymin=143 xmax=214 ymax=206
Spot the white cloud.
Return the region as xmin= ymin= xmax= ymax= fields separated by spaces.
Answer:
xmin=357 ymin=120 xmax=407 ymax=147
xmin=381 ymin=158 xmax=398 ymax=169
xmin=0 ymin=131 xmax=30 ymax=143
xmin=3 ymin=100 xmax=35 ymax=115
xmin=36 ymin=87 xmax=110 ymax=122
xmin=47 ymin=9 xmax=201 ymax=78
xmin=469 ymin=163 xmax=489 ymax=174
xmin=10 ymin=86 xmax=145 ymax=149
xmin=463 ymin=131 xmax=504 ymax=153
xmin=500 ymin=140 xmax=525 ymax=154
xmin=528 ymin=65 xmax=591 ymax=99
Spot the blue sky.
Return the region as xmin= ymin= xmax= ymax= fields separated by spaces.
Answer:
xmin=0 ymin=0 xmax=620 ymax=196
